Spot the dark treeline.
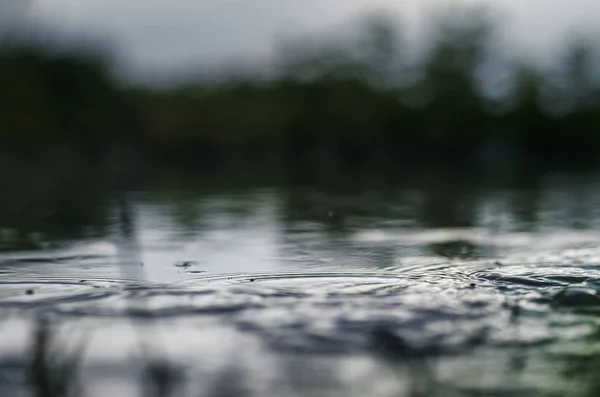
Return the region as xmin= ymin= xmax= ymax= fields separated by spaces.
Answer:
xmin=3 ymin=5 xmax=600 ymax=171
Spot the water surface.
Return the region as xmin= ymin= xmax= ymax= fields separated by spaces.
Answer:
xmin=3 ymin=168 xmax=600 ymax=396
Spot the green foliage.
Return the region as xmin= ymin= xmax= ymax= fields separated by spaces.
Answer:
xmin=2 ymin=5 xmax=600 ymax=169
xmin=0 ymin=41 xmax=129 ymax=158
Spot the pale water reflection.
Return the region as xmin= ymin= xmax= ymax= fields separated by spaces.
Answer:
xmin=3 ymin=169 xmax=600 ymax=396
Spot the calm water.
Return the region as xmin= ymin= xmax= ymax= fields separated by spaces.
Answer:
xmin=3 ymin=168 xmax=600 ymax=396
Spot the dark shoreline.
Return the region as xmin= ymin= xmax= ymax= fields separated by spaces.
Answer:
xmin=3 ymin=5 xmax=600 ymax=173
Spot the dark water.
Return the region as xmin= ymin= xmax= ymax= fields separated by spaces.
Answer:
xmin=3 ymin=168 xmax=600 ymax=396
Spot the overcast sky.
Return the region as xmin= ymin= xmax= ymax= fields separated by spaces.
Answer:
xmin=13 ymin=0 xmax=600 ymax=81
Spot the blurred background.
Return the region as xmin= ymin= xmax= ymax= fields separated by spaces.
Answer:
xmin=3 ymin=0 xmax=600 ymax=175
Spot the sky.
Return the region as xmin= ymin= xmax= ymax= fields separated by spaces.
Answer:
xmin=9 ymin=0 xmax=600 ymax=82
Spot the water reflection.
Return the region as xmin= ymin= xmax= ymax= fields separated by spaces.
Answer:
xmin=4 ymin=308 xmax=600 ymax=397
xmin=1 ymin=168 xmax=600 ymax=276
xmin=3 ymin=168 xmax=600 ymax=395
xmin=0 ymin=165 xmax=113 ymax=252
xmin=113 ymin=191 xmax=144 ymax=281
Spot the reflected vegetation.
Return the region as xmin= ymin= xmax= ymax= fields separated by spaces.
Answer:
xmin=0 ymin=165 xmax=114 ymax=252
xmin=3 ymin=166 xmax=600 ymax=265
xmin=4 ymin=305 xmax=600 ymax=396
xmin=27 ymin=317 xmax=85 ymax=397
xmin=1 ymin=166 xmax=600 ymax=396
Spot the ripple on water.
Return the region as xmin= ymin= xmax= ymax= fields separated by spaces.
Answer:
xmin=0 ymin=275 xmax=153 ymax=309
xmin=3 ymin=260 xmax=600 ymax=355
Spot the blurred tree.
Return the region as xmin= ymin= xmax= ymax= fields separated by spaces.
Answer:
xmin=1 ymin=3 xmax=600 ymax=170
xmin=356 ymin=11 xmax=404 ymax=86
xmin=422 ymin=5 xmax=495 ymax=106
xmin=562 ymin=38 xmax=599 ymax=110
xmin=0 ymin=40 xmax=135 ymax=163
xmin=407 ymin=5 xmax=497 ymax=157
xmin=274 ymin=34 xmax=362 ymax=82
